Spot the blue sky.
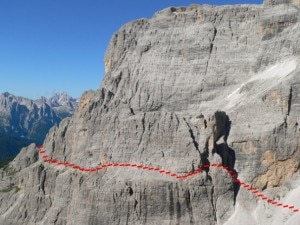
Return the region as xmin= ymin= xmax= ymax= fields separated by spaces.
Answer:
xmin=0 ymin=0 xmax=262 ymax=100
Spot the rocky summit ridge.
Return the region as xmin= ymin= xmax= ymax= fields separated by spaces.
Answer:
xmin=1 ymin=0 xmax=300 ymax=224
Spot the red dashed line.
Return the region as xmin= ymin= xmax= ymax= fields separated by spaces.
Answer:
xmin=38 ymin=146 xmax=300 ymax=214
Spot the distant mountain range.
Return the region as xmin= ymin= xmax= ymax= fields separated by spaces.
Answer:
xmin=0 ymin=92 xmax=77 ymax=164
xmin=47 ymin=92 xmax=77 ymax=118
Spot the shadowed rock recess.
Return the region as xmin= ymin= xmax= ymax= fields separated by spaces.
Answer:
xmin=1 ymin=0 xmax=300 ymax=224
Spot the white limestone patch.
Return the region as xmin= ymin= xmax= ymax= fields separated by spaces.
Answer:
xmin=224 ymin=172 xmax=300 ymax=225
xmin=249 ymin=59 xmax=297 ymax=82
xmin=268 ymin=173 xmax=300 ymax=225
xmin=223 ymin=202 xmax=258 ymax=225
xmin=225 ymin=58 xmax=297 ymax=109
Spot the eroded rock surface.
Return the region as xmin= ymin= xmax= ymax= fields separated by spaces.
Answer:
xmin=1 ymin=0 xmax=300 ymax=224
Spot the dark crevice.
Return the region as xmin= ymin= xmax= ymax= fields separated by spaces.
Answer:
xmin=137 ymin=113 xmax=146 ymax=147
xmin=169 ymin=184 xmax=174 ymax=220
xmin=126 ymin=202 xmax=130 ymax=225
xmin=79 ymin=175 xmax=84 ymax=187
xmin=211 ymin=187 xmax=217 ymax=222
xmin=204 ymin=62 xmax=209 ymax=76
xmin=176 ymin=201 xmax=181 ymax=224
xmin=141 ymin=115 xmax=145 ymax=132
xmin=204 ymin=26 xmax=217 ymax=75
xmin=143 ymin=188 xmax=148 ymax=224
xmin=191 ymin=164 xmax=195 ymax=172
xmin=175 ymin=184 xmax=181 ymax=225
xmin=53 ymin=210 xmax=62 ymax=224
xmin=51 ymin=141 xmax=55 ymax=157
xmin=183 ymin=118 xmax=199 ymax=152
xmin=174 ymin=113 xmax=180 ymax=133
xmin=101 ymin=88 xmax=106 ymax=100
xmin=262 ymin=181 xmax=268 ymax=191
xmin=128 ymin=187 xmax=133 ymax=196
xmin=186 ymin=189 xmax=194 ymax=225
xmin=129 ymin=107 xmax=135 ymax=115
xmin=112 ymin=193 xmax=116 ymax=203
xmin=201 ymin=150 xmax=210 ymax=173
xmin=39 ymin=165 xmax=46 ymax=195
xmin=185 ymin=116 xmax=211 ymax=173
xmin=134 ymin=199 xmax=138 ymax=211
xmin=24 ymin=210 xmax=28 ymax=219
xmin=287 ymin=86 xmax=293 ymax=116
xmin=60 ymin=125 xmax=68 ymax=138
xmin=113 ymin=71 xmax=123 ymax=92
xmin=210 ymin=27 xmax=217 ymax=54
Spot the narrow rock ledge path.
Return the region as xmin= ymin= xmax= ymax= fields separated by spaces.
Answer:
xmin=38 ymin=146 xmax=300 ymax=214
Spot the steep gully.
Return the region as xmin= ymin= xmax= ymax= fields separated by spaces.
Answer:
xmin=37 ymin=146 xmax=300 ymax=214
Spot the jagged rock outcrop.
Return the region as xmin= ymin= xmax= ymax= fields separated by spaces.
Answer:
xmin=1 ymin=0 xmax=300 ymax=224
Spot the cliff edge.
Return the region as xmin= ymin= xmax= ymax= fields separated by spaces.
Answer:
xmin=1 ymin=1 xmax=300 ymax=224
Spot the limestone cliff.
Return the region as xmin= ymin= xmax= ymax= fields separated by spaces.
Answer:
xmin=1 ymin=1 xmax=300 ymax=224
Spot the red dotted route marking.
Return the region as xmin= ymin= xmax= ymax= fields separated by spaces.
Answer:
xmin=37 ymin=146 xmax=299 ymax=213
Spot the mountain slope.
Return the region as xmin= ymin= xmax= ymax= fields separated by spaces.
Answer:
xmin=0 ymin=92 xmax=76 ymax=164
xmin=1 ymin=0 xmax=300 ymax=224
xmin=0 ymin=135 xmax=32 ymax=167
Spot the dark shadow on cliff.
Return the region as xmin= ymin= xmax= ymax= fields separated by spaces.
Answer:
xmin=229 ymin=147 xmax=239 ymax=204
xmin=214 ymin=113 xmax=240 ymax=205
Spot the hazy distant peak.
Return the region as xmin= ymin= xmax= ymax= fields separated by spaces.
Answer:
xmin=0 ymin=91 xmax=77 ymax=145
xmin=48 ymin=92 xmax=76 ymax=108
xmin=0 ymin=91 xmax=77 ymax=119
xmin=2 ymin=92 xmax=11 ymax=97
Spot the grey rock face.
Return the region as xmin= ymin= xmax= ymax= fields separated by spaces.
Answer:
xmin=1 ymin=1 xmax=300 ymax=224
xmin=1 ymin=111 xmax=235 ymax=225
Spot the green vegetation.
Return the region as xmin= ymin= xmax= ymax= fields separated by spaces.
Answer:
xmin=0 ymin=135 xmax=32 ymax=154
xmin=0 ymin=186 xmax=14 ymax=193
xmin=2 ymin=164 xmax=16 ymax=176
xmin=0 ymin=157 xmax=14 ymax=168
xmin=0 ymin=185 xmax=20 ymax=193
xmin=0 ymin=134 xmax=33 ymax=169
